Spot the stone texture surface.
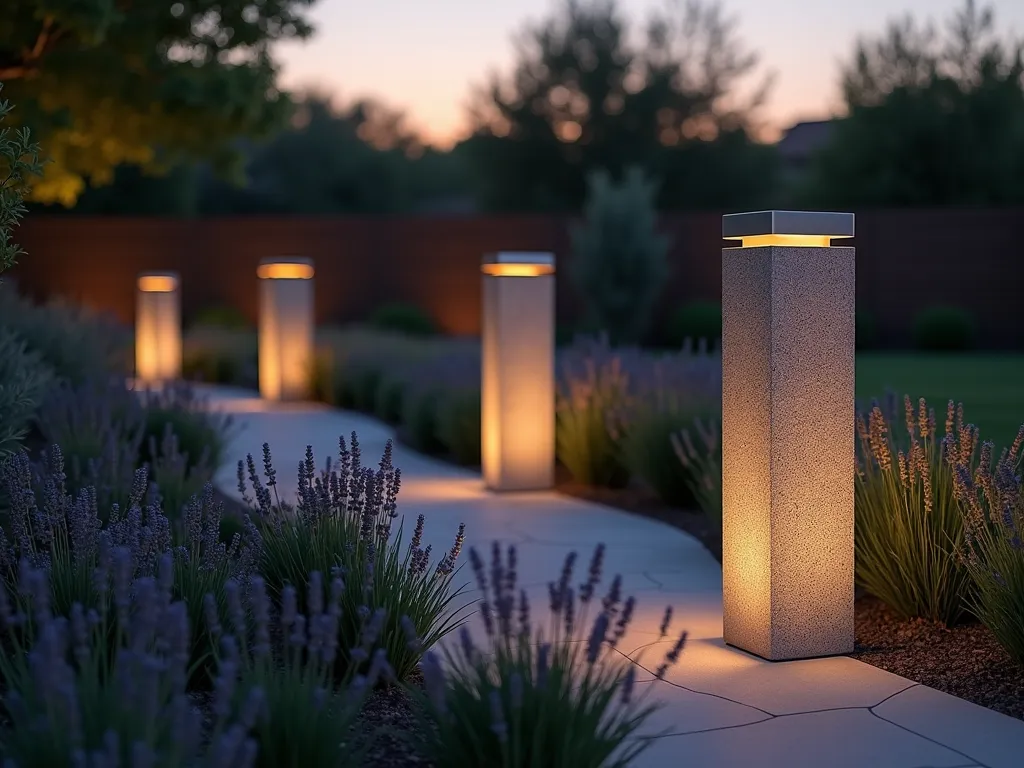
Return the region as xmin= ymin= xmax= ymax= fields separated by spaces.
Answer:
xmin=721 ymin=245 xmax=855 ymax=660
xmin=204 ymin=384 xmax=1021 ymax=768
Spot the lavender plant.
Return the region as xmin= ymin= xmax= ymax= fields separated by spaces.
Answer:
xmin=35 ymin=376 xmax=146 ymax=514
xmin=0 ymin=555 xmax=258 ymax=768
xmin=856 ymin=395 xmax=980 ymax=624
xmin=556 ymin=349 xmax=630 ymax=488
xmin=139 ymin=380 xmax=235 ymax=480
xmin=0 ymin=448 xmax=259 ymax=686
xmin=672 ymin=416 xmax=723 ymax=529
xmin=413 ymin=542 xmax=689 ymax=768
xmin=0 ymin=449 xmax=171 ymax=620
xmin=237 ymin=434 xmax=468 ymax=682
xmin=207 ymin=573 xmax=393 ymax=767
xmin=951 ymin=426 xmax=1024 ymax=663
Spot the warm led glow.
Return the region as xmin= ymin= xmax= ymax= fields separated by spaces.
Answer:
xmin=138 ymin=275 xmax=178 ymax=292
xmin=721 ymin=211 xmax=855 ymax=662
xmin=481 ymin=252 xmax=556 ymax=491
xmin=480 ymin=263 xmax=555 ymax=277
xmin=257 ymin=263 xmax=315 ymax=280
xmin=258 ymin=259 xmax=315 ymax=401
xmin=135 ymin=273 xmax=181 ymax=383
xmin=732 ymin=234 xmax=833 ymax=248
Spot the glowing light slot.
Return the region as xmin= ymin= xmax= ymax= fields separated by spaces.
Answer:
xmin=481 ymin=263 xmax=556 ymax=278
xmin=138 ymin=275 xmax=178 ymax=292
xmin=734 ymin=234 xmax=833 ymax=248
xmin=257 ymin=263 xmax=315 ymax=280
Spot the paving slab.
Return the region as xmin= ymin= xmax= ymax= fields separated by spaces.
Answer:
xmin=201 ymin=385 xmax=1024 ymax=767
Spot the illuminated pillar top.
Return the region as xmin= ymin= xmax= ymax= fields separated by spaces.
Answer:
xmin=482 ymin=252 xmax=555 ymax=277
xmin=723 ymin=210 xmax=855 ymax=248
xmin=258 ymin=256 xmax=314 ymax=280
xmin=137 ymin=272 xmax=179 ymax=292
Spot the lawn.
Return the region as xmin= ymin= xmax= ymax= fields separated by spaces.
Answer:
xmin=856 ymin=353 xmax=1024 ymax=448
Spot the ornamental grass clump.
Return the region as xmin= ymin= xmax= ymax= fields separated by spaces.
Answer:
xmin=413 ymin=542 xmax=689 ymax=768
xmin=556 ymin=342 xmax=630 ymax=488
xmin=672 ymin=416 xmax=723 ymax=529
xmin=238 ymin=433 xmax=468 ymax=682
xmin=0 ymin=556 xmax=257 ymax=768
xmin=206 ymin=573 xmax=393 ymax=768
xmin=856 ymin=394 xmax=980 ymax=625
xmin=951 ymin=425 xmax=1024 ymax=663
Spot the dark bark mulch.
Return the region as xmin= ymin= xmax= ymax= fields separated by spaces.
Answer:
xmin=852 ymin=595 xmax=1024 ymax=721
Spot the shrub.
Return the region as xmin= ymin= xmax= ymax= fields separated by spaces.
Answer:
xmin=614 ymin=393 xmax=709 ymax=508
xmin=368 ymin=302 xmax=438 ymax=337
xmin=412 ymin=542 xmax=689 ymax=768
xmin=556 ymin=355 xmax=630 ymax=488
xmin=0 ymin=83 xmax=42 ymax=273
xmin=569 ymin=167 xmax=670 ymax=345
xmin=237 ymin=435 xmax=468 ymax=682
xmin=191 ymin=305 xmax=251 ymax=330
xmin=672 ymin=417 xmax=723 ymax=529
xmin=0 ymin=556 xmax=256 ymax=768
xmin=951 ymin=426 xmax=1024 ymax=663
xmin=856 ymin=395 xmax=978 ymax=624
xmin=374 ymin=373 xmax=407 ymax=424
xmin=437 ymin=388 xmax=482 ymax=467
xmin=912 ymin=305 xmax=977 ymax=351
xmin=666 ymin=301 xmax=721 ymax=349
xmin=208 ymin=574 xmax=393 ymax=768
xmin=0 ymin=328 xmax=54 ymax=456
xmin=182 ymin=326 xmax=257 ymax=388
xmin=0 ymin=284 xmax=131 ymax=385
xmin=399 ymin=385 xmax=446 ymax=455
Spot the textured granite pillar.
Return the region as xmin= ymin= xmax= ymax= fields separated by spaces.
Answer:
xmin=721 ymin=211 xmax=855 ymax=661
xmin=481 ymin=252 xmax=555 ymax=492
xmin=258 ymin=257 xmax=315 ymax=402
xmin=135 ymin=272 xmax=182 ymax=384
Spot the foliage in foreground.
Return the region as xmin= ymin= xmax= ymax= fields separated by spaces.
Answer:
xmin=855 ymin=394 xmax=979 ymax=625
xmin=0 ymin=83 xmax=42 ymax=273
xmin=0 ymin=555 xmax=257 ymax=768
xmin=413 ymin=542 xmax=688 ymax=768
xmin=237 ymin=434 xmax=469 ymax=682
xmin=953 ymin=425 xmax=1024 ymax=663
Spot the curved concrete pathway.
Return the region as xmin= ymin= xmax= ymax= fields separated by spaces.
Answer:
xmin=205 ymin=386 xmax=1024 ymax=768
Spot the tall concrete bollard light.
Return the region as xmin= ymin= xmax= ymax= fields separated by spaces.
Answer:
xmin=721 ymin=210 xmax=856 ymax=661
xmin=481 ymin=252 xmax=556 ymax=492
xmin=257 ymin=257 xmax=315 ymax=402
xmin=135 ymin=272 xmax=182 ymax=384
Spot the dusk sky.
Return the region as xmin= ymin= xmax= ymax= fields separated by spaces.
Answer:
xmin=276 ymin=0 xmax=1024 ymax=146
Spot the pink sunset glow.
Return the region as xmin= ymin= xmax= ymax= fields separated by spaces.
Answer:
xmin=276 ymin=0 xmax=1024 ymax=147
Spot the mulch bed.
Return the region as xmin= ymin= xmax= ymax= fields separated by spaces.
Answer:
xmin=852 ymin=596 xmax=1024 ymax=721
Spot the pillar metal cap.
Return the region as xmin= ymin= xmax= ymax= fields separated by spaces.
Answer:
xmin=482 ymin=251 xmax=555 ymax=277
xmin=258 ymin=256 xmax=314 ymax=280
xmin=723 ymin=210 xmax=854 ymax=247
xmin=138 ymin=272 xmax=179 ymax=292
